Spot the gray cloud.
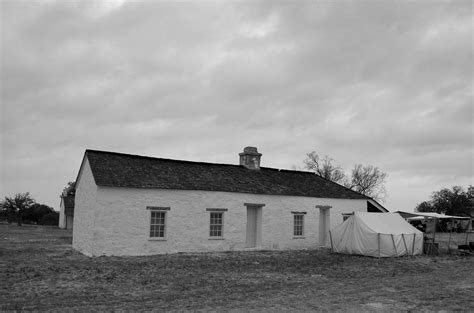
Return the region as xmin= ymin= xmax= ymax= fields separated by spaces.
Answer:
xmin=1 ymin=0 xmax=472 ymax=211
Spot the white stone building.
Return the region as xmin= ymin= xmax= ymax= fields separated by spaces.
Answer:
xmin=72 ymin=147 xmax=387 ymax=256
xmin=58 ymin=195 xmax=74 ymax=229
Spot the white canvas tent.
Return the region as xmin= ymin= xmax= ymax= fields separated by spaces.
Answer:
xmin=329 ymin=212 xmax=424 ymax=257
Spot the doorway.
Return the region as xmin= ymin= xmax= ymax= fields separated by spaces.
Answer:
xmin=317 ymin=205 xmax=331 ymax=246
xmin=245 ymin=204 xmax=264 ymax=248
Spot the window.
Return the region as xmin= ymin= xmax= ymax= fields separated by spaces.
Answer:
xmin=207 ymin=208 xmax=227 ymax=238
xmin=210 ymin=212 xmax=223 ymax=237
xmin=150 ymin=211 xmax=166 ymax=238
xmin=293 ymin=213 xmax=305 ymax=237
xmin=147 ymin=206 xmax=169 ymax=239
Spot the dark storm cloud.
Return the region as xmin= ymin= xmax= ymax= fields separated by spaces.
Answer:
xmin=1 ymin=0 xmax=471 ymax=211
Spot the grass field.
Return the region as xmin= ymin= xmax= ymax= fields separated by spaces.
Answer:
xmin=1 ymin=224 xmax=473 ymax=311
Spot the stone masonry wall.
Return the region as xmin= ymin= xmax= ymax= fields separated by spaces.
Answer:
xmin=87 ymin=187 xmax=368 ymax=256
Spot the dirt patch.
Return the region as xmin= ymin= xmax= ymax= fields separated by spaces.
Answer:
xmin=1 ymin=224 xmax=473 ymax=311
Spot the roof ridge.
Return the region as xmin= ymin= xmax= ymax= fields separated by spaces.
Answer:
xmin=85 ymin=149 xmax=320 ymax=174
xmin=86 ymin=149 xmax=245 ymax=168
xmin=277 ymin=168 xmax=318 ymax=175
xmin=312 ymin=171 xmax=370 ymax=199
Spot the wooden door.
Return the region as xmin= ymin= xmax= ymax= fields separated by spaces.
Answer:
xmin=246 ymin=207 xmax=258 ymax=247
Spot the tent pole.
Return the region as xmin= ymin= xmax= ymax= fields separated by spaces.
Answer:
xmin=412 ymin=233 xmax=416 ymax=256
xmin=433 ymin=218 xmax=439 ymax=254
xmin=391 ymin=234 xmax=398 ymax=256
xmin=465 ymin=222 xmax=470 ymax=245
xmin=447 ymin=218 xmax=453 ymax=254
xmin=401 ymin=234 xmax=409 ymax=257
xmin=329 ymin=230 xmax=334 ymax=253
xmin=378 ymin=233 xmax=381 ymax=258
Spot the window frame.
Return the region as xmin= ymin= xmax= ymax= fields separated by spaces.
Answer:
xmin=342 ymin=213 xmax=352 ymax=222
xmin=206 ymin=208 xmax=227 ymax=239
xmin=147 ymin=206 xmax=169 ymax=240
xmin=292 ymin=211 xmax=306 ymax=238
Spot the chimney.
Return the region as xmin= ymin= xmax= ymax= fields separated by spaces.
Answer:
xmin=239 ymin=146 xmax=262 ymax=170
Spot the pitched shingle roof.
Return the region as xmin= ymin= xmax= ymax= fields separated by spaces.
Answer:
xmin=84 ymin=149 xmax=369 ymax=200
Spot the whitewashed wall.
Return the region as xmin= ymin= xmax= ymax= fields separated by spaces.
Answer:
xmin=72 ymin=158 xmax=98 ymax=256
xmin=66 ymin=215 xmax=74 ymax=230
xmin=82 ymin=186 xmax=368 ymax=256
xmin=58 ymin=198 xmax=66 ymax=229
xmin=59 ymin=198 xmax=74 ymax=229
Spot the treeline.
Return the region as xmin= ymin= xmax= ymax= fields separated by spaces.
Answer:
xmin=0 ymin=192 xmax=58 ymax=226
xmin=415 ymin=186 xmax=473 ymax=216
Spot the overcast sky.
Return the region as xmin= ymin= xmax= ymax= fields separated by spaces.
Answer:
xmin=1 ymin=0 xmax=472 ymax=212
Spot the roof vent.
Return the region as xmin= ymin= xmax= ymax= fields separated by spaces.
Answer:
xmin=239 ymin=146 xmax=262 ymax=170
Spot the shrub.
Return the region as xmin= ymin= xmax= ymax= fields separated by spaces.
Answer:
xmin=39 ymin=212 xmax=59 ymax=226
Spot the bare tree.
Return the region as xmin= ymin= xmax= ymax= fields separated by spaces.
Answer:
xmin=303 ymin=152 xmax=388 ymax=202
xmin=344 ymin=164 xmax=387 ymax=202
xmin=1 ymin=192 xmax=35 ymax=226
xmin=303 ymin=151 xmax=346 ymax=184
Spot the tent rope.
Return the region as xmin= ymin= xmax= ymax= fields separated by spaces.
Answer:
xmin=378 ymin=233 xmax=381 ymax=258
xmin=401 ymin=233 xmax=409 ymax=256
xmin=328 ymin=230 xmax=334 ymax=252
xmin=391 ymin=234 xmax=398 ymax=256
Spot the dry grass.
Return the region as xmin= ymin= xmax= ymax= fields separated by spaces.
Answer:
xmin=1 ymin=224 xmax=473 ymax=311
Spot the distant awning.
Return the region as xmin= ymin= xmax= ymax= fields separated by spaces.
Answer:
xmin=394 ymin=211 xmax=470 ymax=220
